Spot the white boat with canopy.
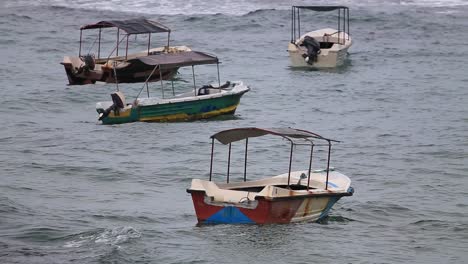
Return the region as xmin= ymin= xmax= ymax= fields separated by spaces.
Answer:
xmin=287 ymin=6 xmax=352 ymax=68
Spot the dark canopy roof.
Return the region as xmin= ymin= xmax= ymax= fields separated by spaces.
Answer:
xmin=293 ymin=6 xmax=348 ymax=12
xmin=211 ymin=127 xmax=336 ymax=145
xmin=80 ymin=19 xmax=170 ymax=34
xmin=138 ymin=51 xmax=218 ymax=69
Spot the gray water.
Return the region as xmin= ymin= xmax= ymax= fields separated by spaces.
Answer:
xmin=1 ymin=0 xmax=468 ymax=263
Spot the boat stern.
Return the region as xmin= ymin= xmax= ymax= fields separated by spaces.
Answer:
xmin=288 ymin=28 xmax=352 ymax=68
xmin=61 ymin=56 xmax=103 ymax=85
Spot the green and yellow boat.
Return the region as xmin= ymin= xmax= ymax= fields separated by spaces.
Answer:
xmin=96 ymin=51 xmax=249 ymax=125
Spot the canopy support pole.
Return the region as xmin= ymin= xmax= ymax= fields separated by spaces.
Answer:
xmin=338 ymin=9 xmax=341 ymax=44
xmin=307 ymin=144 xmax=314 ymax=191
xmin=216 ymin=61 xmax=221 ymax=89
xmin=227 ymin=143 xmax=231 ymax=184
xmin=98 ymin=28 xmax=101 ymax=58
xmin=343 ymin=9 xmax=346 ymax=44
xmin=171 ymin=79 xmax=175 ymax=96
xmin=146 ymin=82 xmax=149 ymax=98
xmin=325 ymin=141 xmax=332 ymax=190
xmin=147 ymin=33 xmax=151 ymax=55
xmin=125 ymin=34 xmax=129 ymax=60
xmin=116 ymin=29 xmax=119 ymax=56
xmin=79 ymin=30 xmax=83 ymax=57
xmin=113 ymin=62 xmax=119 ymax=91
xmin=192 ymin=65 xmax=196 ymax=96
xmin=160 ymin=68 xmax=164 ymax=99
xmin=297 ymin=8 xmax=301 ymax=38
xmin=135 ymin=64 xmax=159 ymax=100
xmin=244 ymin=138 xmax=248 ymax=182
xmin=291 ymin=7 xmax=295 ymax=42
xmin=287 ymin=142 xmax=293 ymax=186
xmin=347 ymin=8 xmax=350 ymax=40
xmin=167 ymin=32 xmax=171 ymax=49
xmin=209 ymin=137 xmax=214 ymax=181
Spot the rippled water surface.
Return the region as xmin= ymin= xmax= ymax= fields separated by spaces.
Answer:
xmin=1 ymin=0 xmax=467 ymax=263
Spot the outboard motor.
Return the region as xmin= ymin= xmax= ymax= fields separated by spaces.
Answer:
xmin=80 ymin=54 xmax=96 ymax=72
xmin=98 ymin=91 xmax=126 ymax=121
xmin=301 ymin=36 xmax=321 ymax=64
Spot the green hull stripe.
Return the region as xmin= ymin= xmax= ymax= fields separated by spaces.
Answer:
xmin=101 ymin=93 xmax=244 ymax=125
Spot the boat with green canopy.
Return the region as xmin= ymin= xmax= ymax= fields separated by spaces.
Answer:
xmin=96 ymin=51 xmax=249 ymax=124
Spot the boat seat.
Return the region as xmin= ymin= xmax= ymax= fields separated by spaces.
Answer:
xmin=198 ymin=85 xmax=212 ymax=95
xmin=199 ymin=180 xmax=257 ymax=203
xmin=63 ymin=56 xmax=84 ymax=69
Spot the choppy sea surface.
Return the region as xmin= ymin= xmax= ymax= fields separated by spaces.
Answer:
xmin=1 ymin=0 xmax=468 ymax=263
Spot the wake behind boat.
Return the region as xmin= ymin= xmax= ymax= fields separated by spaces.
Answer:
xmin=96 ymin=51 xmax=249 ymax=124
xmin=287 ymin=6 xmax=352 ymax=68
xmin=187 ymin=127 xmax=354 ymax=224
xmin=61 ymin=18 xmax=191 ymax=85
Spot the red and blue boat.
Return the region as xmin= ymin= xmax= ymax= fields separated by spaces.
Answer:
xmin=187 ymin=127 xmax=354 ymax=224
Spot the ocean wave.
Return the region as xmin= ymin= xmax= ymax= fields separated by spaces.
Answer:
xmin=4 ymin=0 xmax=468 ymax=16
xmin=63 ymin=226 xmax=141 ymax=248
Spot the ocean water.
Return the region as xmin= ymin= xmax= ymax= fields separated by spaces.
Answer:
xmin=1 ymin=0 xmax=468 ymax=263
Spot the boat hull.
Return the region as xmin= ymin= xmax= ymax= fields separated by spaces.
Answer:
xmin=97 ymin=84 xmax=248 ymax=125
xmin=61 ymin=46 xmax=190 ymax=85
xmin=288 ymin=28 xmax=352 ymax=68
xmin=61 ymin=58 xmax=179 ymax=85
xmin=288 ymin=43 xmax=349 ymax=68
xmin=188 ymin=190 xmax=348 ymax=224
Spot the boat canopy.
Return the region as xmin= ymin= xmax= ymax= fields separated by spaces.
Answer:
xmin=211 ymin=127 xmax=335 ymax=145
xmin=138 ymin=51 xmax=219 ymax=69
xmin=208 ymin=127 xmax=339 ymax=188
xmin=293 ymin=6 xmax=348 ymax=12
xmin=80 ymin=18 xmax=170 ymax=34
xmin=290 ymin=5 xmax=350 ymax=44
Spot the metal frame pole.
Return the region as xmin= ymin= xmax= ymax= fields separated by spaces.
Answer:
xmin=291 ymin=7 xmax=294 ymax=42
xmin=209 ymin=138 xmax=214 ymax=181
xmin=125 ymin=34 xmax=129 ymax=60
xmin=147 ymin=33 xmax=151 ymax=55
xmin=343 ymin=8 xmax=346 ymax=44
xmin=167 ymin=32 xmax=171 ymax=49
xmin=146 ymin=82 xmax=150 ymax=98
xmin=287 ymin=141 xmax=294 ymax=186
xmin=160 ymin=68 xmax=164 ymax=99
xmin=293 ymin=7 xmax=296 ymax=41
xmin=116 ymin=29 xmax=119 ymax=56
xmin=307 ymin=144 xmax=314 ymax=191
xmin=244 ymin=138 xmax=248 ymax=182
xmin=297 ymin=8 xmax=301 ymax=38
xmin=347 ymin=8 xmax=350 ymax=40
xmin=338 ymin=9 xmax=341 ymax=44
xmin=79 ymin=30 xmax=82 ymax=57
xmin=192 ymin=65 xmax=197 ymax=96
xmin=171 ymin=80 xmax=175 ymax=96
xmin=216 ymin=61 xmax=221 ymax=88
xmin=98 ymin=28 xmax=101 ymax=58
xmin=325 ymin=141 xmax=332 ymax=190
xmin=227 ymin=143 xmax=232 ymax=183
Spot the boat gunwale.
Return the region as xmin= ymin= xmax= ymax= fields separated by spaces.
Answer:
xmin=186 ymin=188 xmax=354 ymax=201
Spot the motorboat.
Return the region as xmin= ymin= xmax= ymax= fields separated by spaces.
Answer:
xmin=61 ymin=18 xmax=191 ymax=85
xmin=96 ymin=51 xmax=249 ymax=124
xmin=187 ymin=127 xmax=354 ymax=224
xmin=287 ymin=6 xmax=352 ymax=68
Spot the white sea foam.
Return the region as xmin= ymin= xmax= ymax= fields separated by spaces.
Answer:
xmin=4 ymin=0 xmax=468 ymax=15
xmin=63 ymin=226 xmax=141 ymax=248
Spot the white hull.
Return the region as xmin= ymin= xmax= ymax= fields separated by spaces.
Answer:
xmin=288 ymin=28 xmax=352 ymax=68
